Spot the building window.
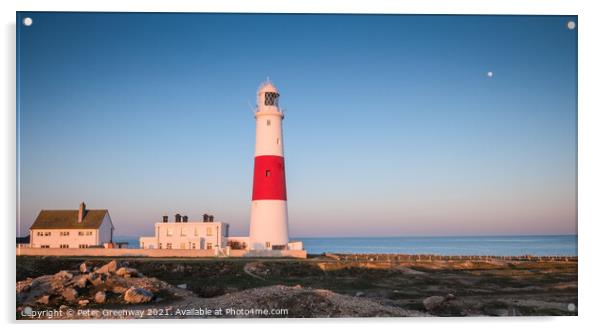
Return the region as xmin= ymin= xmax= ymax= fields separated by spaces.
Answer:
xmin=276 ymin=138 xmax=279 ymax=144
xmin=78 ymin=231 xmax=84 ymax=236
xmin=60 ymin=244 xmax=69 ymax=248
xmin=60 ymin=231 xmax=69 ymax=236
xmin=265 ymin=92 xmax=279 ymax=106
xmin=166 ymin=243 xmax=172 ymax=249
xmin=191 ymin=243 xmax=196 ymax=249
xmin=265 ymin=170 xmax=271 ymax=177
xmin=37 ymin=232 xmax=43 ymax=236
xmin=79 ymin=244 xmax=89 ymax=248
xmin=181 ymin=228 xmax=187 ymax=236
xmin=206 ymin=228 xmax=212 ymax=236
xmin=40 ymin=245 xmax=50 ymax=248
xmin=44 ymin=232 xmax=51 ymax=236
xmin=267 ymin=119 xmax=271 ymax=126
xmin=207 ymin=243 xmax=212 ymax=250
xmin=167 ymin=228 xmax=173 ymax=237
xmin=159 ymin=243 xmax=162 ymax=249
xmin=194 ymin=228 xmax=198 ymax=236
xmin=265 ymin=241 xmax=271 ymax=248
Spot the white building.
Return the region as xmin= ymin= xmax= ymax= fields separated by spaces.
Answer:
xmin=139 ymin=214 xmax=231 ymax=250
xmin=29 ymin=202 xmax=114 ymax=248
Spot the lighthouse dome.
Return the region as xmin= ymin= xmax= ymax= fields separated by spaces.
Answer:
xmin=258 ymin=80 xmax=279 ymax=94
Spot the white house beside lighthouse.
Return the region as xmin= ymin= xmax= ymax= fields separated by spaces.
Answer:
xmin=249 ymin=81 xmax=291 ymax=250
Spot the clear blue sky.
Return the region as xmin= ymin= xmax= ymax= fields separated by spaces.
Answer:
xmin=17 ymin=13 xmax=577 ymax=237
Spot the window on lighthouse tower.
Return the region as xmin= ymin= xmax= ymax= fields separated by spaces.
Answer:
xmin=264 ymin=92 xmax=279 ymax=106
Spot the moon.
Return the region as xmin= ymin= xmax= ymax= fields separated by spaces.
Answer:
xmin=23 ymin=17 xmax=33 ymax=26
xmin=487 ymin=71 xmax=494 ymax=78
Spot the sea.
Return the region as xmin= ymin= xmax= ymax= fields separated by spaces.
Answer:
xmin=114 ymin=234 xmax=577 ymax=256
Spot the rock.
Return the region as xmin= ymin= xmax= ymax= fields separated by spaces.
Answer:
xmin=75 ymin=275 xmax=88 ymax=288
xmin=446 ymin=293 xmax=455 ymax=300
xmin=78 ymin=299 xmax=89 ymax=306
xmin=94 ymin=291 xmax=106 ymax=304
xmin=54 ymin=270 xmax=73 ymax=280
xmin=62 ymin=287 xmax=78 ymax=303
xmin=36 ymin=295 xmax=50 ymax=305
xmin=87 ymin=273 xmax=105 ymax=287
xmin=16 ymin=279 xmax=32 ymax=293
xmin=116 ymin=267 xmax=140 ymax=278
xmin=124 ymin=287 xmax=153 ymax=304
xmin=355 ymin=291 xmax=365 ymax=297
xmin=79 ymin=262 xmax=90 ymax=273
xmin=423 ymin=296 xmax=446 ymax=311
xmin=96 ymin=260 xmax=119 ymax=274
xmin=105 ymin=276 xmax=129 ymax=293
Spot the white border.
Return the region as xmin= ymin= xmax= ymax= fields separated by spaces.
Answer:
xmin=2 ymin=0 xmax=601 ymax=331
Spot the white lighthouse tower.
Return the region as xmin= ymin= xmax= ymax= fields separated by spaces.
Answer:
xmin=249 ymin=81 xmax=289 ymax=250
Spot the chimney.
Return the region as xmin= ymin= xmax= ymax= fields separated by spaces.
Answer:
xmin=162 ymin=215 xmax=168 ymax=223
xmin=175 ymin=214 xmax=181 ymax=223
xmin=209 ymin=215 xmax=214 ymax=222
xmin=78 ymin=202 xmax=86 ymax=223
xmin=183 ymin=215 xmax=188 ymax=223
xmin=203 ymin=214 xmax=209 ymax=222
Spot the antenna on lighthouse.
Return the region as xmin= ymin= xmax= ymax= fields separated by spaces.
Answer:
xmin=247 ymin=101 xmax=256 ymax=113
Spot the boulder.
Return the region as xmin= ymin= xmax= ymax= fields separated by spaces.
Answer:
xmin=96 ymin=260 xmax=118 ymax=274
xmin=105 ymin=276 xmax=129 ymax=293
xmin=79 ymin=262 xmax=91 ymax=273
xmin=94 ymin=291 xmax=106 ymax=304
xmin=87 ymin=273 xmax=105 ymax=287
xmin=116 ymin=267 xmax=140 ymax=278
xmin=36 ymin=295 xmax=50 ymax=305
xmin=423 ymin=296 xmax=446 ymax=311
xmin=75 ymin=275 xmax=88 ymax=288
xmin=124 ymin=287 xmax=153 ymax=304
xmin=16 ymin=279 xmax=32 ymax=294
xmin=54 ymin=270 xmax=73 ymax=280
xmin=62 ymin=287 xmax=78 ymax=303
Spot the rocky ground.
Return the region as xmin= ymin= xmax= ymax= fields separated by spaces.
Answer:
xmin=16 ymin=256 xmax=577 ymax=319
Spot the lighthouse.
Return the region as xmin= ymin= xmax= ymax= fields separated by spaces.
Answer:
xmin=249 ymin=81 xmax=289 ymax=250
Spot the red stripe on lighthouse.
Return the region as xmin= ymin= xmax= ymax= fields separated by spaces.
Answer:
xmin=252 ymin=155 xmax=287 ymax=201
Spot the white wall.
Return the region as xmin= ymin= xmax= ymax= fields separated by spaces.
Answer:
xmin=139 ymin=222 xmax=229 ymax=249
xmin=31 ymin=228 xmax=99 ymax=248
xmin=254 ymin=111 xmax=284 ymax=157
xmin=249 ymin=200 xmax=289 ymax=250
xmin=139 ymin=236 xmax=157 ymax=249
xmin=98 ymin=213 xmax=114 ymax=244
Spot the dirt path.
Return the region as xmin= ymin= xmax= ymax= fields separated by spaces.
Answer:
xmin=243 ymin=262 xmax=266 ymax=281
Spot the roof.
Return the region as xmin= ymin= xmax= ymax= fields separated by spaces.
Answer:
xmin=30 ymin=209 xmax=109 ymax=230
xmin=258 ymin=81 xmax=279 ymax=94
